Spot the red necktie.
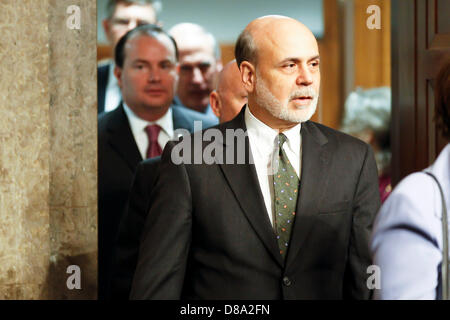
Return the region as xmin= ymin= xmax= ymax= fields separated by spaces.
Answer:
xmin=144 ymin=124 xmax=162 ymax=158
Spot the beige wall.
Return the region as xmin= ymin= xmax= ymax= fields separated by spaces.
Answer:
xmin=0 ymin=0 xmax=97 ymax=299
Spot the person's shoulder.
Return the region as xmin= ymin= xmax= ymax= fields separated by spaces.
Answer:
xmin=391 ymin=172 xmax=436 ymax=203
xmin=304 ymin=121 xmax=369 ymax=151
xmin=98 ymin=107 xmax=122 ymax=135
xmin=98 ymin=60 xmax=111 ymax=70
xmin=376 ymin=171 xmax=439 ymax=230
xmin=172 ymin=105 xmax=218 ymax=129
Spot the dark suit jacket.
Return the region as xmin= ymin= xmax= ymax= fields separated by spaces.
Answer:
xmin=98 ymin=103 xmax=216 ymax=299
xmin=110 ymin=157 xmax=161 ymax=300
xmin=98 ymin=64 xmax=109 ymax=115
xmin=130 ymin=106 xmax=381 ymax=299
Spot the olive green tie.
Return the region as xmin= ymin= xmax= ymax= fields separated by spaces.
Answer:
xmin=273 ymin=133 xmax=299 ymax=259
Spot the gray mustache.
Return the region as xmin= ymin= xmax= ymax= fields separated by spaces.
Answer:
xmin=289 ymin=88 xmax=318 ymax=100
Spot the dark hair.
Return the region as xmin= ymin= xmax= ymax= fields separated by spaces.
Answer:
xmin=435 ymin=60 xmax=450 ymax=140
xmin=106 ymin=0 xmax=162 ymax=19
xmin=234 ymin=29 xmax=257 ymax=69
xmin=114 ymin=24 xmax=179 ymax=68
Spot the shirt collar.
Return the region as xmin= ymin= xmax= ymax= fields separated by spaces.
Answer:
xmin=245 ymin=105 xmax=301 ymax=154
xmin=123 ymin=102 xmax=174 ymax=139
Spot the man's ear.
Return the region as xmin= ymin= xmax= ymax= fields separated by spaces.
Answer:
xmin=103 ymin=19 xmax=113 ymax=43
xmin=216 ymin=60 xmax=223 ymax=73
xmin=209 ymin=91 xmax=221 ymax=119
xmin=240 ymin=61 xmax=255 ymax=93
xmin=114 ymin=66 xmax=122 ymax=88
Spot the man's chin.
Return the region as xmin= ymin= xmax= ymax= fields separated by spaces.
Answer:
xmin=280 ymin=104 xmax=316 ymax=123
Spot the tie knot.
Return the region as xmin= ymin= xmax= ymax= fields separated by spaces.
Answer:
xmin=145 ymin=124 xmax=161 ymax=143
xmin=277 ymin=133 xmax=288 ymax=148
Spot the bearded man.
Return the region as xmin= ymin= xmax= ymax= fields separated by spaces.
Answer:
xmin=130 ymin=15 xmax=380 ymax=300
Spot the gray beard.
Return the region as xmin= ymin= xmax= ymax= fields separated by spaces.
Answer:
xmin=254 ymin=71 xmax=318 ymax=123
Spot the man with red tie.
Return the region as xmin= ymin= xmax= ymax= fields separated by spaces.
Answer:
xmin=98 ymin=24 xmax=215 ymax=299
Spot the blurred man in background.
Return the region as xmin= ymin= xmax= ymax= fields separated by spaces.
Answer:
xmin=98 ymin=24 xmax=215 ymax=299
xmin=210 ymin=59 xmax=247 ymax=123
xmin=169 ymin=23 xmax=222 ymax=123
xmin=98 ymin=0 xmax=162 ymax=114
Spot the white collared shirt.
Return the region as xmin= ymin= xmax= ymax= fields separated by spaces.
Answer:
xmin=245 ymin=106 xmax=302 ymax=226
xmin=104 ymin=62 xmax=122 ymax=112
xmin=123 ymin=102 xmax=174 ymax=160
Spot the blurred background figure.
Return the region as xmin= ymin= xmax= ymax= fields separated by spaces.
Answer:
xmin=340 ymin=87 xmax=392 ymax=202
xmin=98 ymin=24 xmax=216 ymax=299
xmin=98 ymin=0 xmax=162 ymax=114
xmin=169 ymin=23 xmax=222 ymax=123
xmin=370 ymin=60 xmax=450 ymax=300
xmin=209 ymin=60 xmax=247 ymax=123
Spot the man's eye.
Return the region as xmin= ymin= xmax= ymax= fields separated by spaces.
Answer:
xmin=161 ymin=62 xmax=173 ymax=69
xmin=180 ymin=66 xmax=193 ymax=72
xmin=114 ymin=19 xmax=129 ymax=25
xmin=199 ymin=63 xmax=211 ymax=72
xmin=137 ymin=20 xmax=152 ymax=26
xmin=284 ymin=63 xmax=296 ymax=69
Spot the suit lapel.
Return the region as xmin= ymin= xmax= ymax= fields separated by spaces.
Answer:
xmin=218 ymin=108 xmax=284 ymax=268
xmin=285 ymin=121 xmax=330 ymax=270
xmin=106 ymin=104 xmax=142 ymax=171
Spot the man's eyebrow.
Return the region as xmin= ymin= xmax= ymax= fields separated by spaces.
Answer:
xmin=279 ymin=55 xmax=321 ymax=64
xmin=132 ymin=59 xmax=149 ymax=64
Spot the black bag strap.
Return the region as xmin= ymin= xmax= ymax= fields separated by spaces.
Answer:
xmin=424 ymin=171 xmax=449 ymax=300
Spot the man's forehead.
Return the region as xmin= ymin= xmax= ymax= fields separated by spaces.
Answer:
xmin=113 ymin=3 xmax=156 ymax=20
xmin=126 ymin=34 xmax=176 ymax=59
xmin=179 ymin=48 xmax=215 ymax=64
xmin=256 ymin=30 xmax=318 ymax=62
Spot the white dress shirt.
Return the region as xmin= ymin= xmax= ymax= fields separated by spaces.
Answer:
xmin=245 ymin=106 xmax=302 ymax=226
xmin=123 ymin=103 xmax=174 ymax=160
xmin=104 ymin=62 xmax=122 ymax=113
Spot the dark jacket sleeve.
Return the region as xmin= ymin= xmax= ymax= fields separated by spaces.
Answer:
xmin=130 ymin=142 xmax=192 ymax=299
xmin=110 ymin=158 xmax=160 ymax=299
xmin=344 ymin=144 xmax=381 ymax=299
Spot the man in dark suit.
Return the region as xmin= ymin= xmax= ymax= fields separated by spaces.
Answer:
xmin=98 ymin=0 xmax=160 ymax=114
xmin=110 ymin=60 xmax=248 ymax=299
xmin=130 ymin=16 xmax=380 ymax=299
xmin=98 ymin=24 xmax=215 ymax=299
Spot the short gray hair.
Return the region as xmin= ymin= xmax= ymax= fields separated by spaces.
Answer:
xmin=106 ymin=0 xmax=162 ymax=19
xmin=235 ymin=29 xmax=258 ymax=68
xmin=168 ymin=23 xmax=221 ymax=61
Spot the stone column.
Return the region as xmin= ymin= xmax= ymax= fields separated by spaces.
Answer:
xmin=0 ymin=0 xmax=97 ymax=299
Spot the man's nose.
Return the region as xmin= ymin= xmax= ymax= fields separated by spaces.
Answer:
xmin=191 ymin=67 xmax=204 ymax=84
xmin=296 ymin=65 xmax=313 ymax=86
xmin=148 ymin=68 xmax=161 ymax=82
xmin=127 ymin=20 xmax=138 ymax=31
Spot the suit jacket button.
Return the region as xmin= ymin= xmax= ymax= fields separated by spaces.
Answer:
xmin=283 ymin=276 xmax=291 ymax=287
